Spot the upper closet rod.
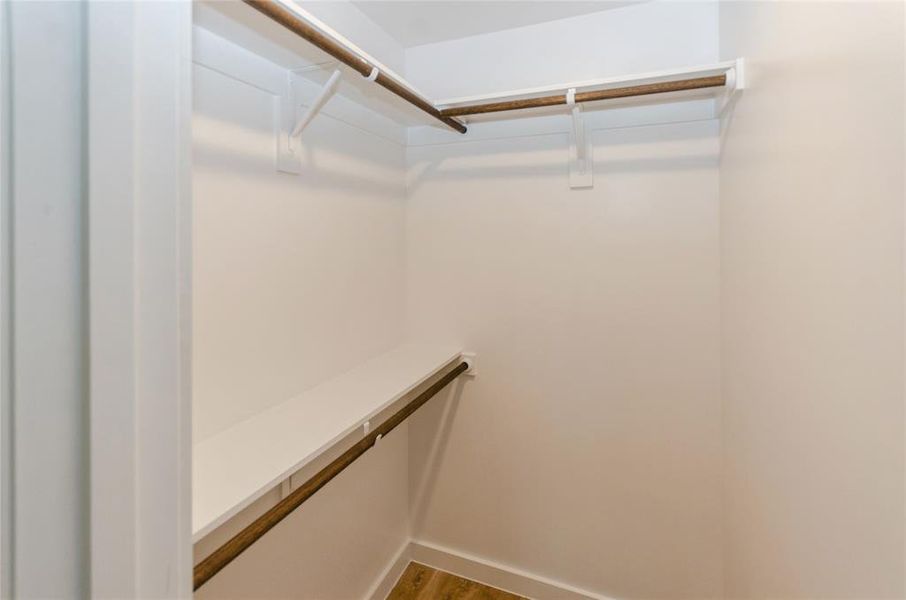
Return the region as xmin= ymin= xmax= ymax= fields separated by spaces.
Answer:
xmin=441 ymin=74 xmax=727 ymax=117
xmin=243 ymin=0 xmax=468 ymax=134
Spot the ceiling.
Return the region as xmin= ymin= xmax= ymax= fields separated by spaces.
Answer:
xmin=351 ymin=1 xmax=645 ymax=48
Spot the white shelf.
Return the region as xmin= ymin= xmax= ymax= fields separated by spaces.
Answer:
xmin=435 ymin=59 xmax=743 ymax=110
xmin=193 ymin=343 xmax=464 ymax=541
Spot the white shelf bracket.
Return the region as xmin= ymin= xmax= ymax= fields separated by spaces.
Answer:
xmin=280 ymin=478 xmax=291 ymax=499
xmin=566 ymin=88 xmax=593 ymax=189
xmin=733 ymin=57 xmax=746 ymax=91
xmin=291 ymin=69 xmax=342 ymax=138
xmin=718 ymin=57 xmax=746 ymax=117
xmin=460 ymin=352 xmax=477 ymax=377
xmin=276 ymin=68 xmax=342 ymax=174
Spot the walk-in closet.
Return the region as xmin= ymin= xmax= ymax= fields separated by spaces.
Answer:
xmin=184 ymin=1 xmax=905 ymax=597
xmin=1 ymin=1 xmax=903 ymax=599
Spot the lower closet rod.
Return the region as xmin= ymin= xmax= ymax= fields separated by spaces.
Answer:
xmin=193 ymin=360 xmax=471 ymax=591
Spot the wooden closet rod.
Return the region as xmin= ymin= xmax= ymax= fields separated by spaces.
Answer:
xmin=440 ymin=74 xmax=727 ymax=117
xmin=193 ymin=360 xmax=470 ymax=591
xmin=243 ymin=0 xmax=468 ymax=134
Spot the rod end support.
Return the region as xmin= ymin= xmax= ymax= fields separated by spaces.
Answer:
xmin=460 ymin=352 xmax=477 ymax=377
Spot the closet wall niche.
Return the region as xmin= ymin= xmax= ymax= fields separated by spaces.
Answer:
xmin=190 ymin=1 xmax=904 ymax=599
xmin=192 ymin=1 xmax=729 ymax=598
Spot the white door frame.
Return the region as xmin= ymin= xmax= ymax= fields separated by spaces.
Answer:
xmin=87 ymin=2 xmax=193 ymax=597
xmin=0 ymin=1 xmax=11 ymax=596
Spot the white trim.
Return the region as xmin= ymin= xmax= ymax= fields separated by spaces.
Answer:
xmin=88 ymin=4 xmax=137 ymax=593
xmin=365 ymin=541 xmax=411 ymax=600
xmin=408 ymin=540 xmax=616 ymax=600
xmin=194 ymin=25 xmax=285 ymax=95
xmin=88 ymin=2 xmax=192 ymax=597
xmin=0 ymin=1 xmax=11 ymax=596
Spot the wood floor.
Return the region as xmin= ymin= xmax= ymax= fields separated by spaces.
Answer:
xmin=387 ymin=562 xmax=528 ymax=600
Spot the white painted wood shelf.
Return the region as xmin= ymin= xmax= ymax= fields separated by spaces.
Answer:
xmin=193 ymin=343 xmax=464 ymax=541
xmin=434 ymin=59 xmax=744 ymax=111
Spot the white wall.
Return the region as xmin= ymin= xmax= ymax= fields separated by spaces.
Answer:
xmin=404 ymin=3 xmax=723 ymax=598
xmin=302 ymin=0 xmax=405 ymax=75
xmin=194 ymin=421 xmax=410 ymax=600
xmin=192 ymin=34 xmax=408 ymax=443
xmin=191 ymin=3 xmax=413 ymax=595
xmin=405 ymin=0 xmax=718 ymax=100
xmin=719 ymin=2 xmax=905 ymax=597
xmin=193 ymin=2 xmax=906 ymax=598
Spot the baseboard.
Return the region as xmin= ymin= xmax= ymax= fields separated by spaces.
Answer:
xmin=365 ymin=540 xmax=412 ymax=600
xmin=408 ymin=539 xmax=616 ymax=600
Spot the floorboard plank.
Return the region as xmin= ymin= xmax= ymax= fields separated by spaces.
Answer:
xmin=387 ymin=563 xmax=436 ymax=600
xmin=387 ymin=562 xmax=527 ymax=600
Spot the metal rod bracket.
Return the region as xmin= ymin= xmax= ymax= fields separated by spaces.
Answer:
xmin=567 ymin=88 xmax=593 ymax=189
